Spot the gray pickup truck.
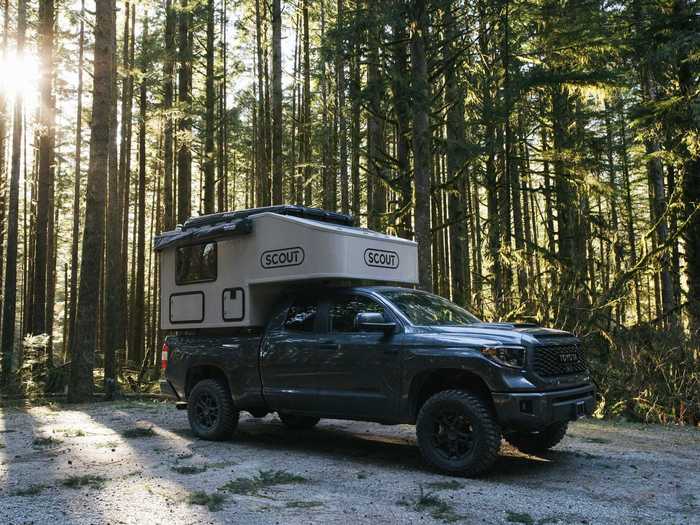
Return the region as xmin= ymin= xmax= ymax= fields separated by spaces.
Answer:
xmin=161 ymin=285 xmax=595 ymax=476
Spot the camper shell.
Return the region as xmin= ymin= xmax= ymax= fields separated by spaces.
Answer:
xmin=155 ymin=206 xmax=418 ymax=330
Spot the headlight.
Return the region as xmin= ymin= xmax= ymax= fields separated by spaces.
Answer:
xmin=480 ymin=345 xmax=526 ymax=369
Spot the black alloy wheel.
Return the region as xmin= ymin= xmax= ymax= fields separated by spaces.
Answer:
xmin=187 ymin=379 xmax=239 ymax=440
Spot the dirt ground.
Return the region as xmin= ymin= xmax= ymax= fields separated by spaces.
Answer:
xmin=0 ymin=399 xmax=698 ymax=525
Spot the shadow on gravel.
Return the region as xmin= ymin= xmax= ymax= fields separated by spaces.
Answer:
xmin=165 ymin=416 xmax=573 ymax=478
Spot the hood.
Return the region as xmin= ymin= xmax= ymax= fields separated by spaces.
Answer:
xmin=414 ymin=323 xmax=574 ymax=347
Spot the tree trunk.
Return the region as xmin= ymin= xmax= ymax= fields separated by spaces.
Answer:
xmin=302 ymin=0 xmax=312 ymax=206
xmin=31 ymin=0 xmax=56 ymax=337
xmin=443 ymin=2 xmax=469 ymax=306
xmin=271 ymin=0 xmax=283 ymax=204
xmin=130 ymin=15 xmax=148 ymax=365
xmin=177 ymin=0 xmax=192 ymax=222
xmin=0 ymin=0 xmax=26 ymax=389
xmin=337 ymin=0 xmax=348 ymax=214
xmin=203 ymin=0 xmax=216 ymax=214
xmin=410 ymin=0 xmax=433 ymax=291
xmin=163 ymin=0 xmax=175 ymax=228
xmin=0 ymin=0 xmax=8 ymax=327
xmin=673 ymin=0 xmax=700 ymax=334
xmin=66 ymin=0 xmax=85 ymax=359
xmin=103 ymin=0 xmax=122 ymax=396
xmin=254 ymin=0 xmax=269 ymax=206
xmin=68 ymin=0 xmax=114 ymax=402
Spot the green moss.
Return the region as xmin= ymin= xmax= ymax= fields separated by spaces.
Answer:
xmin=187 ymin=491 xmax=225 ymax=511
xmin=61 ymin=475 xmax=106 ymax=490
xmin=219 ymin=469 xmax=307 ymax=495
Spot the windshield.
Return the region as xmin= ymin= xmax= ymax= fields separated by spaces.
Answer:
xmin=380 ymin=289 xmax=481 ymax=326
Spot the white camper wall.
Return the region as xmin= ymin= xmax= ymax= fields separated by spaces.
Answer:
xmin=159 ymin=212 xmax=418 ymax=330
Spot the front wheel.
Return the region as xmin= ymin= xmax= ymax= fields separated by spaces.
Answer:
xmin=416 ymin=390 xmax=501 ymax=477
xmin=277 ymin=412 xmax=320 ymax=430
xmin=505 ymin=421 xmax=568 ymax=455
xmin=187 ymin=379 xmax=239 ymax=440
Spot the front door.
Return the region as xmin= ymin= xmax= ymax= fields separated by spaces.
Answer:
xmin=314 ymin=293 xmax=402 ymax=420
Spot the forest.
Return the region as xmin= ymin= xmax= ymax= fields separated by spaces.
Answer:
xmin=0 ymin=0 xmax=697 ymax=424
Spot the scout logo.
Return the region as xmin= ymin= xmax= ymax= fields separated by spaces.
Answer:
xmin=261 ymin=247 xmax=305 ymax=269
xmin=364 ymin=248 xmax=399 ymax=269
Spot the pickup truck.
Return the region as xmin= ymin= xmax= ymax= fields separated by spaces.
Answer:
xmin=161 ymin=285 xmax=595 ymax=476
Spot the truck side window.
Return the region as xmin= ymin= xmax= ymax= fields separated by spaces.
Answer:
xmin=284 ymin=299 xmax=318 ymax=332
xmin=330 ymin=295 xmax=385 ymax=333
xmin=176 ymin=242 xmax=217 ymax=285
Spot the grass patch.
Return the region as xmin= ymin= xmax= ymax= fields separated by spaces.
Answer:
xmin=59 ymin=428 xmax=86 ymax=437
xmin=0 ymin=442 xmax=5 ymax=449
xmin=95 ymin=440 xmax=120 ymax=449
xmin=187 ymin=491 xmax=226 ymax=511
xmin=61 ymin=474 xmax=107 ymax=490
xmin=171 ymin=464 xmax=208 ymax=475
xmin=32 ymin=436 xmax=62 ymax=448
xmin=219 ymin=469 xmax=307 ymax=496
xmin=120 ymin=427 xmax=155 ymax=438
xmin=425 ymin=480 xmax=463 ymax=491
xmin=399 ymin=486 xmax=461 ymax=523
xmin=506 ymin=511 xmax=535 ymax=524
xmin=12 ymin=483 xmax=47 ymax=496
xmin=285 ymin=500 xmax=323 ymax=509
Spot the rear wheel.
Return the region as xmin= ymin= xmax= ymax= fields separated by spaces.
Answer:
xmin=416 ymin=390 xmax=501 ymax=477
xmin=505 ymin=422 xmax=568 ymax=454
xmin=187 ymin=379 xmax=238 ymax=440
xmin=277 ymin=412 xmax=320 ymax=430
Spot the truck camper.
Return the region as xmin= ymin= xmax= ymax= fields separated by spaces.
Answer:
xmin=154 ymin=205 xmax=419 ymax=330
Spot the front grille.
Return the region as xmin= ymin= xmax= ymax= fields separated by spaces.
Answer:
xmin=532 ymin=342 xmax=587 ymax=377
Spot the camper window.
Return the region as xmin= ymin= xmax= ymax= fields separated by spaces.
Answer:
xmin=176 ymin=242 xmax=218 ymax=285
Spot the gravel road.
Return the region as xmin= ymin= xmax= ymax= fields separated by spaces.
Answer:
xmin=0 ymin=399 xmax=698 ymax=524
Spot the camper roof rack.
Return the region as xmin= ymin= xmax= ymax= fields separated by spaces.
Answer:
xmin=182 ymin=205 xmax=355 ymax=230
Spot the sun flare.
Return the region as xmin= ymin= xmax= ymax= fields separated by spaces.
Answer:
xmin=0 ymin=52 xmax=40 ymax=108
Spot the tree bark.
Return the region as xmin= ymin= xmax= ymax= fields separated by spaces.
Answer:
xmin=0 ymin=0 xmax=26 ymax=389
xmin=271 ymin=0 xmax=283 ymax=204
xmin=203 ymin=0 xmax=216 ymax=214
xmin=177 ymin=0 xmax=192 ymax=222
xmin=163 ymin=0 xmax=175 ymax=228
xmin=68 ymin=0 xmax=114 ymax=402
xmin=31 ymin=0 xmax=56 ymax=337
xmin=410 ymin=0 xmax=433 ymax=291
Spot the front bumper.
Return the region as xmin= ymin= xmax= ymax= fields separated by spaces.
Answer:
xmin=492 ymin=384 xmax=595 ymax=431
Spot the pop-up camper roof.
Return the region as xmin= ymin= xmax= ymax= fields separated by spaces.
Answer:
xmin=155 ymin=206 xmax=418 ymax=329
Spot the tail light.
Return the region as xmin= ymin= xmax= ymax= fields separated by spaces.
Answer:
xmin=161 ymin=341 xmax=170 ymax=370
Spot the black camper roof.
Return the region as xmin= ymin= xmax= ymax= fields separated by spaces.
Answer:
xmin=154 ymin=206 xmax=355 ymax=251
xmin=182 ymin=205 xmax=354 ymax=230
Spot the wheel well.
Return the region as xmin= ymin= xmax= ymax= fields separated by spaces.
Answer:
xmin=185 ymin=365 xmax=229 ymax=397
xmin=410 ymin=369 xmax=493 ymax=421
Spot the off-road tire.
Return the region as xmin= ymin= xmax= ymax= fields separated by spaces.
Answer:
xmin=187 ymin=379 xmax=238 ymax=440
xmin=416 ymin=389 xmax=501 ymax=477
xmin=277 ymin=412 xmax=320 ymax=430
xmin=504 ymin=421 xmax=568 ymax=454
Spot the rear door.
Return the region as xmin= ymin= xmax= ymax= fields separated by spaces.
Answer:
xmin=314 ymin=293 xmax=403 ymax=419
xmin=260 ymin=296 xmax=322 ymax=411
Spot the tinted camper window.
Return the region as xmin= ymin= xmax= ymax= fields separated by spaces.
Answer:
xmin=175 ymin=242 xmax=217 ymax=285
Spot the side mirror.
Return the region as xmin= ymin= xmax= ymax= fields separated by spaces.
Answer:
xmin=355 ymin=312 xmax=397 ymax=335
